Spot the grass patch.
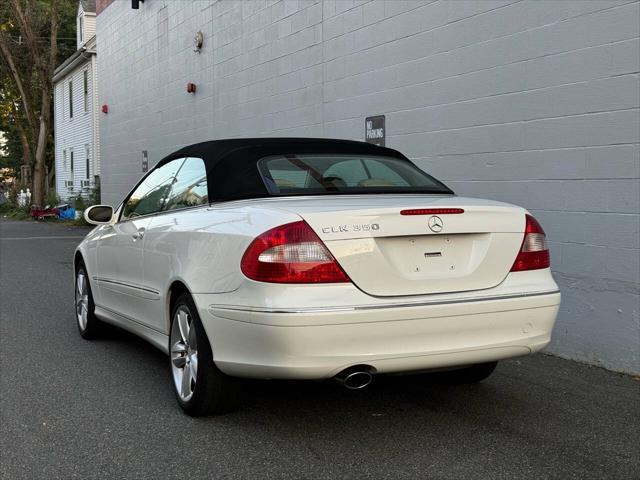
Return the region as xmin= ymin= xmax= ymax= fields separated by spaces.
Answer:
xmin=58 ymin=216 xmax=91 ymax=227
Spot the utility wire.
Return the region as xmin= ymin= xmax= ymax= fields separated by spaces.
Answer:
xmin=6 ymin=35 xmax=77 ymax=43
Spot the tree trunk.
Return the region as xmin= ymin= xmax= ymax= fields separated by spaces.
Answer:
xmin=32 ymin=87 xmax=51 ymax=206
xmin=16 ymin=122 xmax=33 ymax=169
xmin=47 ymin=164 xmax=55 ymax=192
xmin=32 ymin=118 xmax=49 ymax=205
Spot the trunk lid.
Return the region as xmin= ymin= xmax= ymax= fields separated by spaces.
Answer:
xmin=268 ymin=195 xmax=526 ymax=297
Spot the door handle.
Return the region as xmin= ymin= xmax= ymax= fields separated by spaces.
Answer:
xmin=132 ymin=229 xmax=145 ymax=241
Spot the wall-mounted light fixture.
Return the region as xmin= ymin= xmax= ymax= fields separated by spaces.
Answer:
xmin=186 ymin=83 xmax=197 ymax=94
xmin=193 ymin=31 xmax=204 ymax=53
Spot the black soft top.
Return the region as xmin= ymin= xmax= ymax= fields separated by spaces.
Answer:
xmin=157 ymin=138 xmax=410 ymax=201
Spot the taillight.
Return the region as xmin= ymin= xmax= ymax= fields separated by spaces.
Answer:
xmin=510 ymin=214 xmax=550 ymax=272
xmin=241 ymin=221 xmax=350 ymax=283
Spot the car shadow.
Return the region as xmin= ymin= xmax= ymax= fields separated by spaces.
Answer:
xmin=97 ymin=323 xmax=530 ymax=430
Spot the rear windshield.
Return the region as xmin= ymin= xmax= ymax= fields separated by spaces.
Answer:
xmin=258 ymin=154 xmax=452 ymax=196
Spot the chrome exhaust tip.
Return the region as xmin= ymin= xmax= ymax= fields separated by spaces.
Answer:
xmin=335 ymin=366 xmax=374 ymax=390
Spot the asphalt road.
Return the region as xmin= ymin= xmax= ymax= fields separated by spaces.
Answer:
xmin=1 ymin=218 xmax=638 ymax=480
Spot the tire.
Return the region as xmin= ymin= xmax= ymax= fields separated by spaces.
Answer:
xmin=431 ymin=361 xmax=498 ymax=385
xmin=169 ymin=293 xmax=238 ymax=416
xmin=75 ymin=262 xmax=103 ymax=339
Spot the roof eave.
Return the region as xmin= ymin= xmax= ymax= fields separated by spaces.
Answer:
xmin=53 ymin=47 xmax=95 ymax=83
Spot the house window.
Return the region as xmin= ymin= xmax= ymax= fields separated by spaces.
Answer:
xmin=68 ymin=81 xmax=73 ymax=119
xmin=79 ymin=15 xmax=84 ymax=43
xmin=83 ymin=70 xmax=89 ymax=112
xmin=63 ymin=150 xmax=67 ymax=170
xmin=61 ymin=84 xmax=65 ymax=118
xmin=70 ymin=149 xmax=74 ymax=177
xmin=85 ymin=145 xmax=90 ymax=179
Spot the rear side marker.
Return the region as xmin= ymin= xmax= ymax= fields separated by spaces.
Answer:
xmin=400 ymin=208 xmax=465 ymax=215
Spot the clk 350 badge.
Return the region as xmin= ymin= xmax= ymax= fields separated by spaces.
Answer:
xmin=322 ymin=223 xmax=380 ymax=234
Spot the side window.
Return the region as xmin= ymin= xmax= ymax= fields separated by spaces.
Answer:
xmin=163 ymin=157 xmax=208 ymax=211
xmin=121 ymin=158 xmax=184 ymax=220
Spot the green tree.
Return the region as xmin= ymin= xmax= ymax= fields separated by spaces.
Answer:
xmin=0 ymin=0 xmax=77 ymax=204
xmin=0 ymin=84 xmax=29 ymax=179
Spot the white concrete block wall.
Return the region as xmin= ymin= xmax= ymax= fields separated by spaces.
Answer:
xmin=97 ymin=0 xmax=640 ymax=373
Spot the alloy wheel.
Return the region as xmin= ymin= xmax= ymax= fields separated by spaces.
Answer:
xmin=75 ymin=271 xmax=89 ymax=331
xmin=170 ymin=306 xmax=199 ymax=402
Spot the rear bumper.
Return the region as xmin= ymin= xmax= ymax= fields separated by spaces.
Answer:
xmin=196 ymin=290 xmax=561 ymax=380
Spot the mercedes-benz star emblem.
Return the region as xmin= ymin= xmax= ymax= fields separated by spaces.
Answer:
xmin=428 ymin=216 xmax=443 ymax=233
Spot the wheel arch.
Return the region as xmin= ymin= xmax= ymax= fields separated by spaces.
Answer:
xmin=74 ymin=250 xmax=84 ymax=273
xmin=74 ymin=250 xmax=93 ymax=286
xmin=167 ymin=280 xmax=192 ymax=333
xmin=73 ymin=250 xmax=84 ymax=270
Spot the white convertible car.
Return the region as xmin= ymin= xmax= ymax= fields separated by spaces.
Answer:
xmin=76 ymin=138 xmax=560 ymax=416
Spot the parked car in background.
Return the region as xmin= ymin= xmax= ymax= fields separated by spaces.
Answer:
xmin=75 ymin=138 xmax=560 ymax=416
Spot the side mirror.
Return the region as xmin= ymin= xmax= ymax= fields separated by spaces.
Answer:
xmin=84 ymin=205 xmax=114 ymax=225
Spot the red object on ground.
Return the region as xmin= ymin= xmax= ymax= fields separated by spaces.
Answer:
xmin=29 ymin=206 xmax=60 ymax=220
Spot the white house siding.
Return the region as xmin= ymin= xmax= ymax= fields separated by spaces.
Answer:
xmin=78 ymin=1 xmax=97 ymax=48
xmin=54 ymin=57 xmax=98 ymax=201
xmin=91 ymin=53 xmax=100 ymax=178
xmin=77 ymin=14 xmax=97 ymax=48
xmin=84 ymin=14 xmax=97 ymax=43
xmin=96 ymin=0 xmax=640 ymax=373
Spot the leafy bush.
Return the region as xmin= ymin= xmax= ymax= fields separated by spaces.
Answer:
xmin=89 ymin=184 xmax=101 ymax=206
xmin=73 ymin=193 xmax=87 ymax=211
xmin=71 ymin=216 xmax=90 ymax=226
xmin=6 ymin=185 xmax=19 ymax=204
xmin=0 ymin=201 xmax=14 ymax=214
xmin=0 ymin=201 xmax=30 ymax=220
xmin=8 ymin=208 xmax=31 ymax=220
xmin=44 ymin=190 xmax=60 ymax=208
